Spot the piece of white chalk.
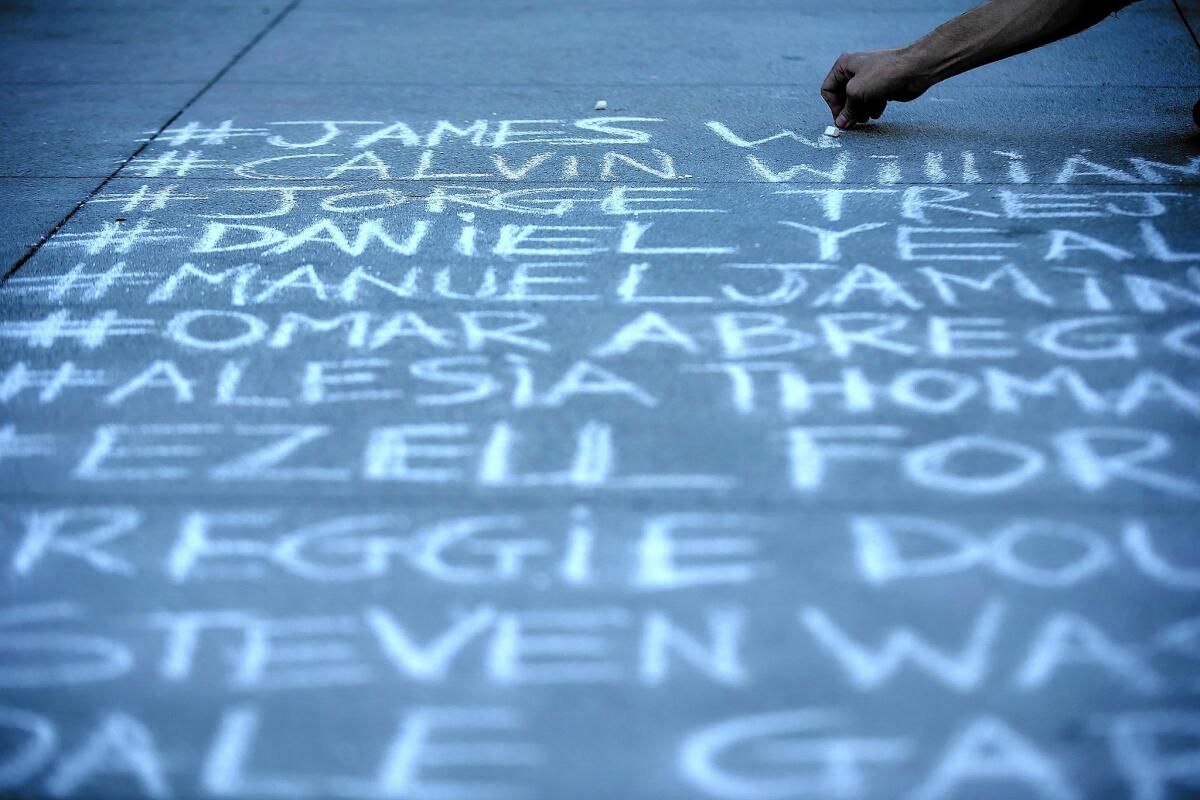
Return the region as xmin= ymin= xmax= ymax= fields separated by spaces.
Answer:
xmin=823 ymin=125 xmax=841 ymax=138
xmin=594 ymin=100 xmax=608 ymax=111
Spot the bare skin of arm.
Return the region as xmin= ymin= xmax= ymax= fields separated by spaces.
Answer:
xmin=822 ymin=0 xmax=1142 ymax=129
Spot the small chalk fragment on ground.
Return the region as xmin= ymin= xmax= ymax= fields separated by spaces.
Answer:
xmin=594 ymin=100 xmax=607 ymax=111
xmin=823 ymin=125 xmax=841 ymax=138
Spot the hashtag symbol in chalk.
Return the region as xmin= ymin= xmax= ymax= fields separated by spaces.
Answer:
xmin=0 ymin=310 xmax=156 ymax=349
xmin=3 ymin=262 xmax=156 ymax=303
xmin=0 ymin=362 xmax=108 ymax=403
xmin=144 ymin=120 xmax=268 ymax=147
xmin=0 ymin=425 xmax=56 ymax=462
xmin=122 ymin=150 xmax=224 ymax=178
xmin=88 ymin=184 xmax=207 ymax=212
xmin=45 ymin=219 xmax=183 ymax=255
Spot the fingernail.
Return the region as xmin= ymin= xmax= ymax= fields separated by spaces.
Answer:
xmin=835 ymin=114 xmax=848 ymax=129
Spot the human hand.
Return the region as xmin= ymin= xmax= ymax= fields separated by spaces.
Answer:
xmin=820 ymin=48 xmax=932 ymax=129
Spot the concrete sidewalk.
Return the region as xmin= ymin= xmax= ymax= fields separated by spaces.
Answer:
xmin=2 ymin=1 xmax=1199 ymax=798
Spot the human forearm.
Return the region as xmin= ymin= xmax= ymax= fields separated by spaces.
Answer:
xmin=901 ymin=0 xmax=1140 ymax=90
xmin=821 ymin=0 xmax=1141 ymax=128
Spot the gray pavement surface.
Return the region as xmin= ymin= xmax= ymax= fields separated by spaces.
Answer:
xmin=2 ymin=1 xmax=1200 ymax=798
